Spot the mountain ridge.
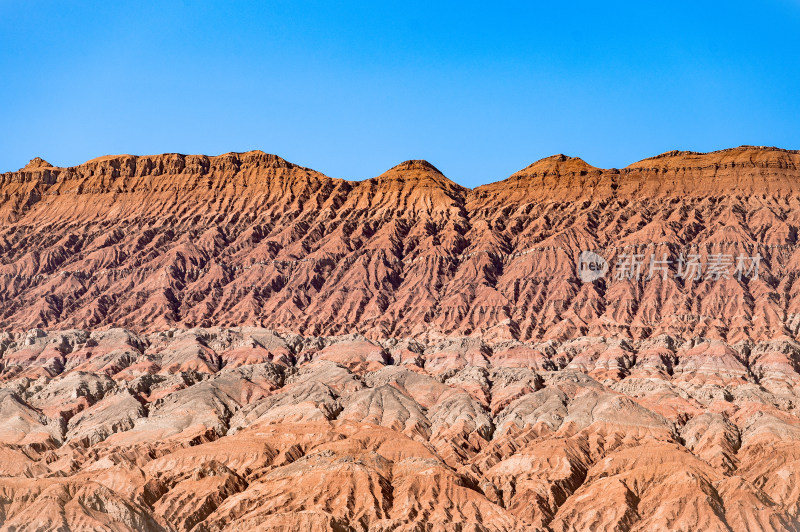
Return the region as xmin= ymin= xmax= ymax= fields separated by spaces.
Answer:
xmin=2 ymin=144 xmax=800 ymax=340
xmin=5 ymin=144 xmax=799 ymax=190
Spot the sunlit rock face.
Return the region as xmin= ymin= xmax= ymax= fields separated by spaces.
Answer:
xmin=2 ymin=146 xmax=800 ymax=530
xmin=2 ymin=146 xmax=800 ymax=343
xmin=0 ymin=328 xmax=799 ymax=530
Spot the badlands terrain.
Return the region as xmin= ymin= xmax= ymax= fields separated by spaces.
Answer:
xmin=1 ymin=146 xmax=800 ymax=530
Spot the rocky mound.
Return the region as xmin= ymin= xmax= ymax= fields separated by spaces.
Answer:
xmin=0 ymin=328 xmax=798 ymax=531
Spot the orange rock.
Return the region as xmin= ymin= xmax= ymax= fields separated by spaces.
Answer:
xmin=1 ymin=146 xmax=800 ymax=529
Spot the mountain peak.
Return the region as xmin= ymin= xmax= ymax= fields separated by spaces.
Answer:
xmin=22 ymin=157 xmax=53 ymax=170
xmin=386 ymin=159 xmax=444 ymax=174
xmin=627 ymin=145 xmax=800 ymax=170
xmin=517 ymin=154 xmax=596 ymax=176
xmin=375 ymin=159 xmax=462 ymax=190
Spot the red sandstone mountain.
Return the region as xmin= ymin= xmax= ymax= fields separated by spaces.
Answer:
xmin=2 ymin=146 xmax=800 ymax=530
xmin=2 ymin=146 xmax=800 ymax=342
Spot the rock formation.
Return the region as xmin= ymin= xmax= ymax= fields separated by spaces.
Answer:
xmin=1 ymin=146 xmax=800 ymax=530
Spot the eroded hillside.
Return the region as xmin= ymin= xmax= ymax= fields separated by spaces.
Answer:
xmin=1 ymin=146 xmax=799 ymax=342
xmin=0 ymin=328 xmax=799 ymax=531
xmin=3 ymin=146 xmax=800 ymax=531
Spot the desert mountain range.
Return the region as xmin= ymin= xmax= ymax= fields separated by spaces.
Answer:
xmin=2 ymin=146 xmax=800 ymax=530
xmin=2 ymin=146 xmax=800 ymax=342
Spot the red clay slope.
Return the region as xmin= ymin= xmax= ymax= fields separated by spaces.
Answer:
xmin=0 ymin=328 xmax=800 ymax=531
xmin=1 ymin=146 xmax=799 ymax=342
xmin=2 ymin=146 xmax=800 ymax=531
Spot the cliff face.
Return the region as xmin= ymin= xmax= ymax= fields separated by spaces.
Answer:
xmin=2 ymin=146 xmax=800 ymax=342
xmin=3 ymin=146 xmax=800 ymax=531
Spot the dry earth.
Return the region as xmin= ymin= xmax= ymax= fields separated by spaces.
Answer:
xmin=1 ymin=146 xmax=800 ymax=530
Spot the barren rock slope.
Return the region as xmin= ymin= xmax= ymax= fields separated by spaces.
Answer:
xmin=1 ymin=146 xmax=799 ymax=342
xmin=3 ymin=146 xmax=800 ymax=531
xmin=0 ymin=329 xmax=799 ymax=530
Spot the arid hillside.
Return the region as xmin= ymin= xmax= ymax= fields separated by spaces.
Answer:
xmin=2 ymin=146 xmax=800 ymax=343
xmin=1 ymin=328 xmax=800 ymax=531
xmin=2 ymin=146 xmax=800 ymax=531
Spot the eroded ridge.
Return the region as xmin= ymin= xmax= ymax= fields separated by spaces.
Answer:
xmin=0 ymin=327 xmax=799 ymax=531
xmin=1 ymin=147 xmax=800 ymax=343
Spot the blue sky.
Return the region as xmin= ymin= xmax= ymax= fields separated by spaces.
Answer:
xmin=1 ymin=1 xmax=799 ymax=187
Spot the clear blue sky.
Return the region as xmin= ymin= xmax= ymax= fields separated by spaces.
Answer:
xmin=2 ymin=1 xmax=799 ymax=187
